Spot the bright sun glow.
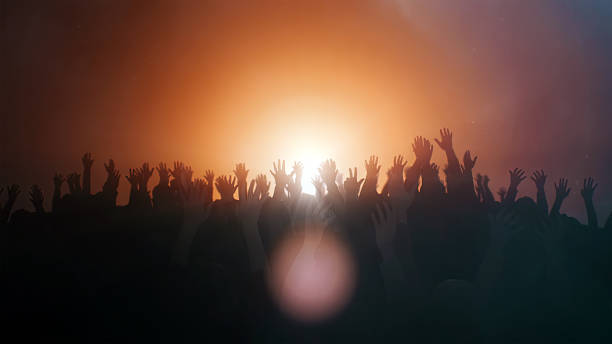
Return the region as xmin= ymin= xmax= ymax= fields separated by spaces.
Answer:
xmin=295 ymin=154 xmax=324 ymax=195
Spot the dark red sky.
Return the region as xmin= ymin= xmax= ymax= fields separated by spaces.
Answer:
xmin=2 ymin=0 xmax=612 ymax=222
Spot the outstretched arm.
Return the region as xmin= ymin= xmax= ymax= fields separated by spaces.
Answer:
xmin=531 ymin=169 xmax=549 ymax=215
xmin=270 ymin=160 xmax=290 ymax=201
xmin=233 ymin=163 xmax=249 ymax=201
xmin=580 ymin=177 xmax=598 ymax=228
xmin=361 ymin=155 xmax=381 ymax=200
xmin=550 ymin=178 xmax=571 ymax=216
xmin=434 ymin=128 xmax=461 ymax=176
xmin=319 ymin=159 xmax=344 ymax=211
xmin=502 ymin=168 xmax=526 ymax=205
xmin=81 ymin=153 xmax=94 ymax=195
xmin=102 ymin=160 xmax=120 ymax=207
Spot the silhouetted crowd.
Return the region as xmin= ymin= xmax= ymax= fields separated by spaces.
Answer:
xmin=3 ymin=129 xmax=610 ymax=343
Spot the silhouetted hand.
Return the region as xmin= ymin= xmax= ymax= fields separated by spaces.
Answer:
xmin=462 ymin=150 xmax=477 ymax=173
xmin=270 ymin=159 xmax=291 ymax=187
xmin=29 ymin=185 xmax=44 ymax=213
xmin=344 ymin=167 xmax=364 ymax=201
xmin=412 ymin=136 xmax=433 ymax=166
xmin=125 ymin=169 xmax=140 ymax=188
xmin=434 ymin=128 xmax=453 ymax=152
xmin=581 ymin=177 xmax=599 ymax=227
xmin=319 ymin=159 xmax=338 ymax=186
xmin=215 ymin=175 xmax=237 ymax=201
xmin=509 ymin=168 xmax=526 ymax=189
xmin=82 ymin=153 xmax=94 ymax=170
xmin=255 ymin=174 xmax=271 ymax=199
xmin=554 ymin=178 xmax=571 ymax=201
xmin=156 ymin=163 xmax=170 ymax=185
xmin=138 ymin=163 xmax=154 ymax=190
xmin=531 ymin=169 xmax=547 ymax=190
xmin=104 ymin=159 xmax=115 ymax=175
xmin=204 ymin=169 xmax=215 ymax=186
xmin=234 ymin=163 xmax=249 ymax=200
xmin=581 ymin=177 xmax=597 ymax=201
xmin=364 ymin=155 xmax=381 ymax=180
xmin=233 ymin=163 xmax=249 ymax=181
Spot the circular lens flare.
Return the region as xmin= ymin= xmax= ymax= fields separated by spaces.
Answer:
xmin=268 ymin=231 xmax=355 ymax=323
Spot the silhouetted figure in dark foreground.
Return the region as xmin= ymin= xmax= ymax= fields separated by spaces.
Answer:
xmin=3 ymin=129 xmax=611 ymax=343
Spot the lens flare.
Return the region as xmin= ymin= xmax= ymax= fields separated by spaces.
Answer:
xmin=268 ymin=231 xmax=355 ymax=323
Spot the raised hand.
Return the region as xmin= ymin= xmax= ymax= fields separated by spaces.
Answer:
xmin=509 ymin=168 xmax=527 ymax=189
xmin=503 ymin=168 xmax=526 ymax=204
xmin=29 ymin=185 xmax=44 ymax=213
xmin=319 ymin=159 xmax=338 ymax=186
xmin=139 ymin=163 xmax=154 ymax=190
xmin=364 ymin=155 xmax=381 ymax=180
xmin=156 ymin=162 xmax=170 ymax=184
xmin=551 ymin=178 xmax=571 ymax=215
xmin=531 ymin=169 xmax=547 ymax=190
xmin=434 ymin=128 xmax=453 ymax=152
xmin=413 ymin=136 xmax=434 ymax=166
xmin=530 ymin=169 xmax=549 ymax=214
xmin=344 ymin=167 xmax=364 ymax=201
xmin=462 ymin=150 xmax=477 ymax=173
xmin=233 ymin=163 xmax=249 ymax=181
xmin=255 ymin=174 xmax=271 ymax=199
xmin=104 ymin=159 xmax=116 ymax=174
xmin=204 ymin=169 xmax=215 ymax=186
xmin=270 ymin=159 xmax=292 ymax=194
xmin=81 ymin=152 xmax=94 ymax=170
xmin=215 ymin=175 xmax=238 ymax=201
xmin=554 ymin=178 xmax=571 ymax=201
xmin=125 ymin=169 xmax=140 ymax=188
xmin=234 ymin=163 xmax=250 ymax=200
xmin=390 ymin=155 xmax=406 ymax=179
xmin=581 ymin=177 xmax=598 ymax=201
xmin=581 ymin=177 xmax=599 ymax=228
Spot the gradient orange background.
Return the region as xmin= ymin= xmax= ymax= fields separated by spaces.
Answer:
xmin=2 ymin=1 xmax=611 ymax=221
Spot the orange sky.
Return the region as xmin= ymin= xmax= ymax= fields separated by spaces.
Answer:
xmin=3 ymin=1 xmax=611 ymax=221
